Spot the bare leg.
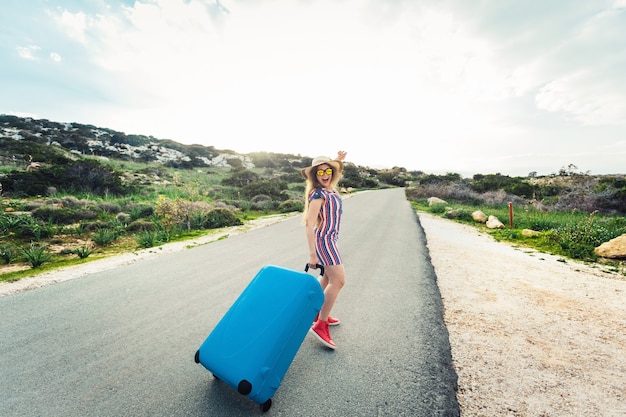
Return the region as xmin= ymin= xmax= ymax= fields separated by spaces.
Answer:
xmin=318 ymin=264 xmax=345 ymax=321
xmin=319 ymin=274 xmax=329 ymax=291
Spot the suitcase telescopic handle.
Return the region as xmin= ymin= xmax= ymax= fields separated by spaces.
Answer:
xmin=304 ymin=263 xmax=325 ymax=276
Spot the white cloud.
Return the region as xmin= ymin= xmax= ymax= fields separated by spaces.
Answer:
xmin=536 ymin=70 xmax=626 ymax=126
xmin=12 ymin=0 xmax=624 ymax=175
xmin=16 ymin=45 xmax=40 ymax=60
xmin=55 ymin=10 xmax=89 ymax=43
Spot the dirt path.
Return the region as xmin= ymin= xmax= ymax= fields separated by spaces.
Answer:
xmin=419 ymin=212 xmax=626 ymax=417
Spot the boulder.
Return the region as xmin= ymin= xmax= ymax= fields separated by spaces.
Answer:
xmin=522 ymin=229 xmax=541 ymax=237
xmin=486 ymin=215 xmax=505 ymax=229
xmin=594 ymin=234 xmax=626 ymax=259
xmin=428 ymin=197 xmax=447 ymax=206
xmin=472 ymin=210 xmax=487 ymax=223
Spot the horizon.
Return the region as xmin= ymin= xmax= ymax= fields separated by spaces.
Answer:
xmin=4 ymin=113 xmax=622 ymax=179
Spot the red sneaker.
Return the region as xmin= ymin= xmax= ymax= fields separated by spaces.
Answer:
xmin=309 ymin=320 xmax=336 ymax=349
xmin=313 ymin=314 xmax=340 ymax=326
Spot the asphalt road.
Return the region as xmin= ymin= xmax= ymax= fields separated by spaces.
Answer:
xmin=0 ymin=188 xmax=460 ymax=417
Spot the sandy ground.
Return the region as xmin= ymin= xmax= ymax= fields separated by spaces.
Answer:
xmin=3 ymin=211 xmax=626 ymax=416
xmin=418 ymin=212 xmax=626 ymax=417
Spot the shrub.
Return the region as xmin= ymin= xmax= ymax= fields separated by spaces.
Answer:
xmin=0 ymin=244 xmax=18 ymax=264
xmin=202 ymin=208 xmax=242 ymax=229
xmin=116 ymin=212 xmax=131 ymax=223
xmin=135 ymin=229 xmax=170 ymax=248
xmin=222 ymin=169 xmax=259 ymax=187
xmin=126 ymin=219 xmax=156 ymax=232
xmin=1 ymin=160 xmax=130 ymax=197
xmin=155 ymin=196 xmax=215 ymax=231
xmin=73 ymin=246 xmax=92 ymax=259
xmin=444 ymin=208 xmax=473 ymax=222
xmin=99 ymin=202 xmax=121 ymax=213
xmin=21 ymin=243 xmax=53 ymax=268
xmin=278 ymin=199 xmax=304 ymax=213
xmin=0 ymin=214 xmax=29 ymax=234
xmin=31 ymin=206 xmax=97 ymax=224
xmin=79 ymin=222 xmax=104 ymax=232
xmin=406 ymin=183 xmax=483 ymax=206
xmin=240 ymin=180 xmax=288 ymax=200
xmin=250 ymin=195 xmax=274 ymax=211
xmin=126 ymin=203 xmax=154 ymax=220
xmin=92 ymin=228 xmax=118 ymax=246
xmin=429 ymin=203 xmax=447 ymax=214
xmin=13 ymin=219 xmax=55 ymax=240
xmin=550 ymin=212 xmax=617 ymax=261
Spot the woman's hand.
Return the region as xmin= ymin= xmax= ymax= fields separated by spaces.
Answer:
xmin=336 ymin=150 xmax=347 ymax=161
xmin=308 ymin=256 xmax=321 ymax=269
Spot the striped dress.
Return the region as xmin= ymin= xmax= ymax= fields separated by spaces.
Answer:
xmin=309 ymin=187 xmax=343 ymax=266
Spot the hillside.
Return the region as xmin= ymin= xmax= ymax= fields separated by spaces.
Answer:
xmin=0 ymin=114 xmax=261 ymax=169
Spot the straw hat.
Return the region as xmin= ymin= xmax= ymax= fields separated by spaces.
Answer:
xmin=301 ymin=156 xmax=344 ymax=179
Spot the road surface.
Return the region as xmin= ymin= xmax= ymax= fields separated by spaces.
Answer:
xmin=0 ymin=188 xmax=459 ymax=416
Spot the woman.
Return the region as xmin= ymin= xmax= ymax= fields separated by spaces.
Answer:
xmin=301 ymin=151 xmax=347 ymax=349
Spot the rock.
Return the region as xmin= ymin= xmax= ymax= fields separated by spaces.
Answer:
xmin=486 ymin=215 xmax=505 ymax=229
xmin=594 ymin=234 xmax=626 ymax=259
xmin=522 ymin=229 xmax=541 ymax=236
xmin=428 ymin=197 xmax=447 ymax=206
xmin=472 ymin=210 xmax=487 ymax=223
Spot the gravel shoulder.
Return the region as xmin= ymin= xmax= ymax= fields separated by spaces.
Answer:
xmin=3 ymin=210 xmax=626 ymax=416
xmin=419 ymin=212 xmax=626 ymax=417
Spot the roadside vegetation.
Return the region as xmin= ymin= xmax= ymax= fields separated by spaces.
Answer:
xmin=405 ymin=170 xmax=626 ymax=276
xmin=0 ymin=151 xmax=409 ymax=282
xmin=1 ymin=134 xmax=625 ymax=282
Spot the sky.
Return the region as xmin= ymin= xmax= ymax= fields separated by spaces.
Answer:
xmin=1 ymin=0 xmax=625 ymax=177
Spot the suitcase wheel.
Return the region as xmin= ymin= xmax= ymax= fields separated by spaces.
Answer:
xmin=194 ymin=350 xmax=200 ymax=364
xmin=261 ymin=399 xmax=272 ymax=412
xmin=237 ymin=379 xmax=252 ymax=395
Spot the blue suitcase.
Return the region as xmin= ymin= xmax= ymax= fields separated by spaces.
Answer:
xmin=194 ymin=265 xmax=324 ymax=412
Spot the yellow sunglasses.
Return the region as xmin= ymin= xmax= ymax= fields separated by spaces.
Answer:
xmin=316 ymin=168 xmax=333 ymax=176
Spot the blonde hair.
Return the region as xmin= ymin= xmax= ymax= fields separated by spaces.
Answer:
xmin=301 ymin=163 xmax=342 ymax=225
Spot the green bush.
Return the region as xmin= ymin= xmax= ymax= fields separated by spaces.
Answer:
xmin=550 ymin=213 xmax=621 ymax=261
xmin=202 ymin=208 xmax=242 ymax=229
xmin=73 ymin=246 xmax=92 ymax=259
xmin=92 ymin=228 xmax=118 ymax=246
xmin=1 ymin=160 xmax=130 ymax=197
xmin=126 ymin=203 xmax=154 ymax=220
xmin=0 ymin=214 xmax=29 ymax=234
xmin=0 ymin=244 xmax=18 ymax=264
xmin=222 ymin=169 xmax=259 ymax=187
xmin=126 ymin=219 xmax=156 ymax=232
xmin=13 ymin=219 xmax=55 ymax=240
xmin=240 ymin=180 xmax=288 ymax=200
xmin=98 ymin=202 xmax=121 ymax=213
xmin=32 ymin=206 xmax=98 ymax=224
xmin=278 ymin=199 xmax=304 ymax=213
xmin=250 ymin=195 xmax=277 ymax=211
xmin=429 ymin=203 xmax=447 ymax=214
xmin=21 ymin=243 xmax=53 ymax=268
xmin=444 ymin=208 xmax=473 ymax=222
xmin=135 ymin=229 xmax=170 ymax=248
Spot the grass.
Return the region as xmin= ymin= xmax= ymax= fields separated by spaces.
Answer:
xmin=0 ymin=214 xmax=255 ymax=283
xmin=411 ymin=200 xmax=626 ymax=274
